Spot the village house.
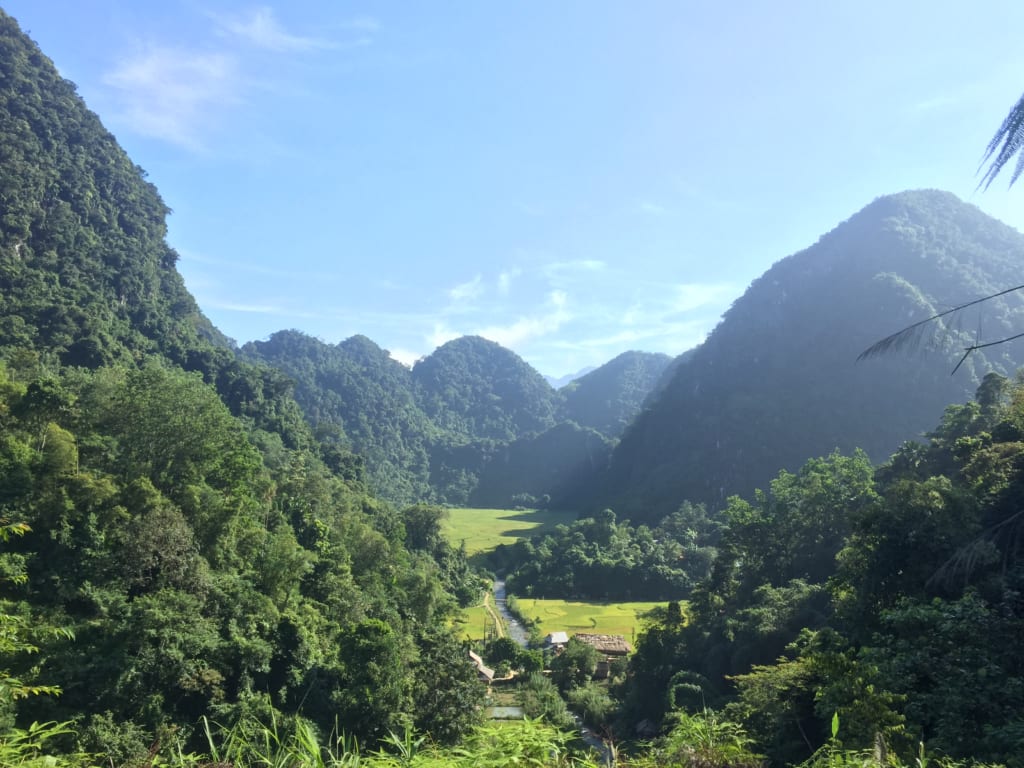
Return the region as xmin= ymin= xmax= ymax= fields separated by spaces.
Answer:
xmin=542 ymin=631 xmax=569 ymax=650
xmin=572 ymin=633 xmax=632 ymax=679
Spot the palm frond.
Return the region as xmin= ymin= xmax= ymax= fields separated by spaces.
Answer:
xmin=857 ymin=283 xmax=1024 ymax=364
xmin=929 ymin=507 xmax=1024 ymax=590
xmin=979 ymin=92 xmax=1024 ymax=190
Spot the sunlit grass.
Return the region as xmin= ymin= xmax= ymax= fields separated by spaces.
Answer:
xmin=509 ymin=598 xmax=665 ymax=643
xmin=441 ymin=507 xmax=578 ymax=555
xmin=452 ymin=594 xmax=492 ymax=641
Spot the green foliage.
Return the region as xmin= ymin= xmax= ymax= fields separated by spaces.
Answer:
xmin=504 ymin=503 xmax=719 ymax=601
xmin=567 ymin=682 xmax=616 ymax=730
xmin=0 ymin=351 xmax=489 ymax=755
xmin=631 ymin=709 xmax=763 ymax=768
xmin=0 ymin=719 xmax=93 ymax=767
xmin=625 ymin=376 xmax=1024 ymax=766
xmin=550 ymin=638 xmax=600 ymax=693
xmin=518 ymin=674 xmax=574 ymax=729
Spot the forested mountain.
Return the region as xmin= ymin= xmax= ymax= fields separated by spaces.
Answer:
xmin=0 ymin=9 xmax=326 ymax=453
xmin=558 ymin=350 xmax=673 ymax=438
xmin=590 ymin=190 xmax=1024 ymax=522
xmin=242 ymin=330 xmax=669 ymax=505
xmin=412 ymin=335 xmax=558 ymax=442
xmin=0 ymin=11 xmax=484 ymax=760
xmin=240 ymin=330 xmax=435 ymax=502
xmin=0 ymin=13 xmax=208 ymax=367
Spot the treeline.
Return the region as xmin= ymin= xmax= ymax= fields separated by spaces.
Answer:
xmin=619 ymin=373 xmax=1024 ymax=766
xmin=497 ymin=504 xmax=720 ymax=601
xmin=0 ymin=359 xmax=487 ymax=762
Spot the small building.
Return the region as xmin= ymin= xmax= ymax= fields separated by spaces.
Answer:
xmin=543 ymin=631 xmax=569 ymax=649
xmin=573 ymin=633 xmax=633 ymax=680
xmin=573 ymin=633 xmax=632 ymax=656
xmin=469 ymin=650 xmax=495 ymax=684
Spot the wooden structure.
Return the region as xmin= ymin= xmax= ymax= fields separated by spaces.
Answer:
xmin=573 ymin=633 xmax=632 ymax=679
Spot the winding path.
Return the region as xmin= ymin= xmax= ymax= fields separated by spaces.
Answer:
xmin=481 ymin=590 xmax=505 ymax=639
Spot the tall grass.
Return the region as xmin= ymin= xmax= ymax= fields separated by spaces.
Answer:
xmin=0 ymin=713 xmax=1007 ymax=767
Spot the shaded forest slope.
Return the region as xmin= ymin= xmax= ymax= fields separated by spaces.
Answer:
xmin=593 ymin=190 xmax=1024 ymax=521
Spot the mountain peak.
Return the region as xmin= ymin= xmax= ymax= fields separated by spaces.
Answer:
xmin=589 ymin=190 xmax=1024 ymax=521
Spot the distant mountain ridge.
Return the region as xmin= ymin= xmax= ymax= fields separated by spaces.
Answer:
xmin=583 ymin=190 xmax=1024 ymax=522
xmin=241 ymin=332 xmax=671 ymax=504
xmin=545 ymin=366 xmax=597 ymax=389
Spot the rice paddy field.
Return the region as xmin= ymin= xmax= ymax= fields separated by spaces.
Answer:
xmin=441 ymin=507 xmax=578 ymax=555
xmin=444 ymin=507 xmax=670 ymax=642
xmin=509 ymin=598 xmax=663 ymax=643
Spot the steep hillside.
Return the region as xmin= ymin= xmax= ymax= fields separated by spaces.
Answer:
xmin=241 ymin=330 xmax=435 ymax=502
xmin=594 ymin=190 xmax=1024 ymax=521
xmin=558 ymin=350 xmax=673 ymax=437
xmin=0 ymin=10 xmax=485 ymax=756
xmin=469 ymin=421 xmax=614 ymax=508
xmin=412 ymin=335 xmax=558 ymax=441
xmin=0 ymin=13 xmax=218 ymax=366
xmin=0 ymin=10 xmax=315 ymax=449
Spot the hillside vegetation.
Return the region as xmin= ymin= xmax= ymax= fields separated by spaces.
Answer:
xmin=589 ymin=190 xmax=1024 ymax=521
xmin=3 ymin=6 xmax=1024 ymax=767
xmin=242 ymin=332 xmax=663 ymax=505
xmin=0 ymin=11 xmax=483 ymax=760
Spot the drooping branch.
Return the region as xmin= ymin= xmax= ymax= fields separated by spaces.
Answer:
xmin=978 ymin=91 xmax=1024 ymax=191
xmin=856 ymin=283 xmax=1024 ymax=362
xmin=951 ymin=329 xmax=1024 ymax=374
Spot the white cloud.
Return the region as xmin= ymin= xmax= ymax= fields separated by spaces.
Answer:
xmin=103 ymin=47 xmax=238 ymax=149
xmin=180 ymin=249 xmax=341 ymax=280
xmin=497 ymin=268 xmax=521 ymax=296
xmin=448 ymin=274 xmax=484 ymax=302
xmin=474 ymin=290 xmax=571 ymax=348
xmin=910 ymin=94 xmax=959 ymax=112
xmin=339 ymin=16 xmax=381 ymax=32
xmin=429 ymin=323 xmax=460 ymax=349
xmin=541 ymin=259 xmax=605 ymax=281
xmin=387 ymin=348 xmax=420 ymax=367
xmin=214 ymin=6 xmax=334 ymax=52
xmin=102 ymin=8 xmax=368 ymax=150
xmin=205 ymin=299 xmax=284 ymax=314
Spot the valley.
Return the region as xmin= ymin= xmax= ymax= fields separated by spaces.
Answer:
xmin=4 ymin=6 xmax=1024 ymax=767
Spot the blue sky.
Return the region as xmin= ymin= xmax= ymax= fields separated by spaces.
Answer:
xmin=7 ymin=1 xmax=1024 ymax=377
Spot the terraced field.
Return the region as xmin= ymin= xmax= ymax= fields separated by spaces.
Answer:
xmin=509 ymin=598 xmax=662 ymax=642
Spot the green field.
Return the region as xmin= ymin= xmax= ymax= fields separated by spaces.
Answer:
xmin=441 ymin=507 xmax=578 ymax=555
xmin=451 ymin=598 xmax=491 ymax=642
xmin=510 ymin=598 xmax=664 ymax=643
xmin=444 ymin=508 xmax=666 ymax=644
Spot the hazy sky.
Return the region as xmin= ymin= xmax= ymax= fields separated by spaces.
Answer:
xmin=7 ymin=1 xmax=1024 ymax=376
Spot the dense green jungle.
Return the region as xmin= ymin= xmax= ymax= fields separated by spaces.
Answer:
xmin=3 ymin=6 xmax=1024 ymax=767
